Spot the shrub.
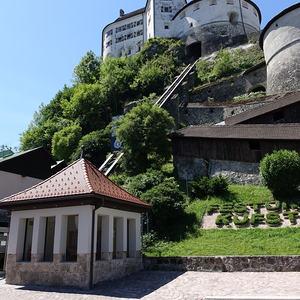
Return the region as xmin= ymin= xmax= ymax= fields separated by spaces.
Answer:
xmin=266 ymin=201 xmax=281 ymax=211
xmin=266 ymin=212 xmax=281 ymax=225
xmin=123 ymin=169 xmax=165 ymax=197
xmin=283 ymin=211 xmax=299 ymax=224
xmin=233 ymin=214 xmax=249 ymax=226
xmin=141 ymin=178 xmax=191 ymax=239
xmin=219 ymin=204 xmax=233 ymax=213
xmin=207 ymin=204 xmax=220 ymax=215
xmin=189 ymin=176 xmax=211 ymax=199
xmin=260 ymin=150 xmax=300 ymax=197
xmin=215 ymin=214 xmax=232 ymax=226
xmin=189 ymin=175 xmax=229 ymax=199
xmin=234 ymin=204 xmax=247 ymax=214
xmin=209 ymin=175 xmax=229 ymax=195
xmin=250 ymin=213 xmax=264 ymax=226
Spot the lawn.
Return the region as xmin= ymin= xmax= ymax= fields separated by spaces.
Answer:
xmin=143 ymin=184 xmax=300 ymax=257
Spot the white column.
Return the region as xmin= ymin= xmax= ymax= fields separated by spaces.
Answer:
xmin=31 ymin=216 xmax=46 ymax=256
xmin=101 ymin=215 xmax=113 ymax=253
xmin=77 ymin=207 xmax=93 ymax=254
xmin=7 ymin=214 xmax=23 ymax=255
xmin=53 ymin=214 xmax=67 ymax=255
xmin=128 ymin=219 xmax=136 ymax=257
xmin=116 ymin=217 xmax=126 ymax=252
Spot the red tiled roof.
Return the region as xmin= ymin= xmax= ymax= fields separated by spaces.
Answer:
xmin=0 ymin=159 xmax=151 ymax=209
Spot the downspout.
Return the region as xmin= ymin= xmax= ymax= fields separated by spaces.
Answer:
xmin=89 ymin=203 xmax=100 ymax=290
xmin=238 ymin=0 xmax=248 ymax=39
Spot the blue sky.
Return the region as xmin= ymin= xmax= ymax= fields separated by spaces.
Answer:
xmin=0 ymin=0 xmax=299 ymax=149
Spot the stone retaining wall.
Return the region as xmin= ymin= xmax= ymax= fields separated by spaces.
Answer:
xmin=143 ymin=256 xmax=300 ymax=272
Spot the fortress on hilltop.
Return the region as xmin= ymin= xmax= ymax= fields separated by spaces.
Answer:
xmin=102 ymin=0 xmax=261 ymax=59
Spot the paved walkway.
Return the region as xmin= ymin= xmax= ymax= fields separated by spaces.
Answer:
xmin=1 ymin=271 xmax=300 ymax=299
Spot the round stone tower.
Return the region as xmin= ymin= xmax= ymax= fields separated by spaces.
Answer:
xmin=171 ymin=0 xmax=261 ymax=58
xmin=260 ymin=3 xmax=300 ymax=95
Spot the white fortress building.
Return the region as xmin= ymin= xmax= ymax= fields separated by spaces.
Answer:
xmin=102 ymin=0 xmax=261 ymax=60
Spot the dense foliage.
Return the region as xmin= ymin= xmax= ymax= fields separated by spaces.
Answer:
xmin=195 ymin=44 xmax=264 ymax=86
xmin=116 ymin=100 xmax=175 ymax=175
xmin=20 ymin=38 xmax=185 ymax=165
xmin=189 ymin=175 xmax=229 ymax=199
xmin=260 ymin=150 xmax=300 ymax=197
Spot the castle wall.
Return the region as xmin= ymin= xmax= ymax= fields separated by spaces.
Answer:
xmin=153 ymin=0 xmax=186 ymax=39
xmin=172 ymin=0 xmax=260 ymax=56
xmin=103 ymin=13 xmax=145 ymax=59
xmin=262 ymin=5 xmax=300 ymax=94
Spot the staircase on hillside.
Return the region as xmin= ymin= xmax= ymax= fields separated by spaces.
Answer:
xmin=99 ymin=59 xmax=199 ymax=176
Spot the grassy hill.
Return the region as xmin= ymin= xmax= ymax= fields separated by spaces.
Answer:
xmin=143 ymin=185 xmax=300 ymax=257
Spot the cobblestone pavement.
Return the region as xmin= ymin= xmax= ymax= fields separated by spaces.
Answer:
xmin=1 ymin=271 xmax=300 ymax=300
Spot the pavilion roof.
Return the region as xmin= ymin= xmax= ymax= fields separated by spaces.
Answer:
xmin=0 ymin=158 xmax=151 ymax=211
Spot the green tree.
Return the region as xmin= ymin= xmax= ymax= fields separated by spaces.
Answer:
xmin=99 ymin=57 xmax=137 ymax=115
xmin=71 ymin=128 xmax=110 ymax=167
xmin=51 ymin=123 xmax=82 ymax=162
xmin=20 ymin=86 xmax=75 ymax=152
xmin=73 ymin=51 xmax=101 ymax=84
xmin=61 ymin=84 xmax=110 ymax=134
xmin=116 ymin=100 xmax=174 ymax=175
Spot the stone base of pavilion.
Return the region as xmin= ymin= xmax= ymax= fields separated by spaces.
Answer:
xmin=6 ymin=252 xmax=142 ymax=289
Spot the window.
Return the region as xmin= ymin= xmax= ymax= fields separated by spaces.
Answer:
xmin=229 ymin=12 xmax=239 ymax=25
xmin=43 ymin=217 xmax=55 ymax=262
xmin=164 ymin=23 xmax=169 ymax=30
xmin=226 ymin=0 xmax=233 ymax=4
xmin=106 ymin=29 xmax=113 ymax=37
xmin=96 ymin=216 xmax=102 ymax=260
xmin=65 ymin=215 xmax=78 ymax=262
xmin=127 ymin=219 xmax=136 ymax=258
xmin=242 ymin=0 xmax=248 ymax=8
xmin=210 ymin=0 xmax=217 ymax=6
xmin=113 ymin=218 xmax=117 ymax=259
xmin=161 ymin=6 xmax=172 ymax=13
xmin=190 ymin=23 xmax=193 ymax=27
xmin=22 ymin=218 xmax=34 ymax=262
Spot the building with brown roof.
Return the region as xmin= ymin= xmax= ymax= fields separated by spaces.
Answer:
xmin=0 ymin=158 xmax=151 ymax=289
xmin=0 ymin=147 xmax=65 ymax=272
xmin=172 ymin=124 xmax=300 ymax=184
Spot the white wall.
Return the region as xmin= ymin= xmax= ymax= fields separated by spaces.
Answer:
xmin=103 ymin=13 xmax=145 ymax=59
xmin=0 ymin=170 xmax=41 ymax=199
xmin=8 ymin=205 xmax=142 ymax=258
xmin=171 ymin=0 xmax=260 ymax=38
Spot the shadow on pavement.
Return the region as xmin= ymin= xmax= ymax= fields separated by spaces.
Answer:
xmin=17 ymin=271 xmax=184 ymax=299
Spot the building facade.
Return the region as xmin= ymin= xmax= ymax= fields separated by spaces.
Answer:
xmin=102 ymin=0 xmax=261 ymax=60
xmin=0 ymin=158 xmax=151 ymax=289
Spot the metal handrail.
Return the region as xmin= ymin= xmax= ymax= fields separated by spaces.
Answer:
xmin=155 ymin=58 xmax=199 ymax=108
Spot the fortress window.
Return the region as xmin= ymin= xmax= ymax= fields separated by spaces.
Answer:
xmin=106 ymin=40 xmax=112 ymax=48
xmin=193 ymin=3 xmax=200 ymax=11
xmin=242 ymin=1 xmax=248 ymax=9
xmin=106 ymin=29 xmax=113 ymax=37
xmin=164 ymin=23 xmax=169 ymax=30
xmin=161 ymin=6 xmax=172 ymax=13
xmin=229 ymin=12 xmax=239 ymax=25
xmin=190 ymin=23 xmax=193 ymax=27
xmin=226 ymin=0 xmax=233 ymax=4
xmin=209 ymin=0 xmax=217 ymax=6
